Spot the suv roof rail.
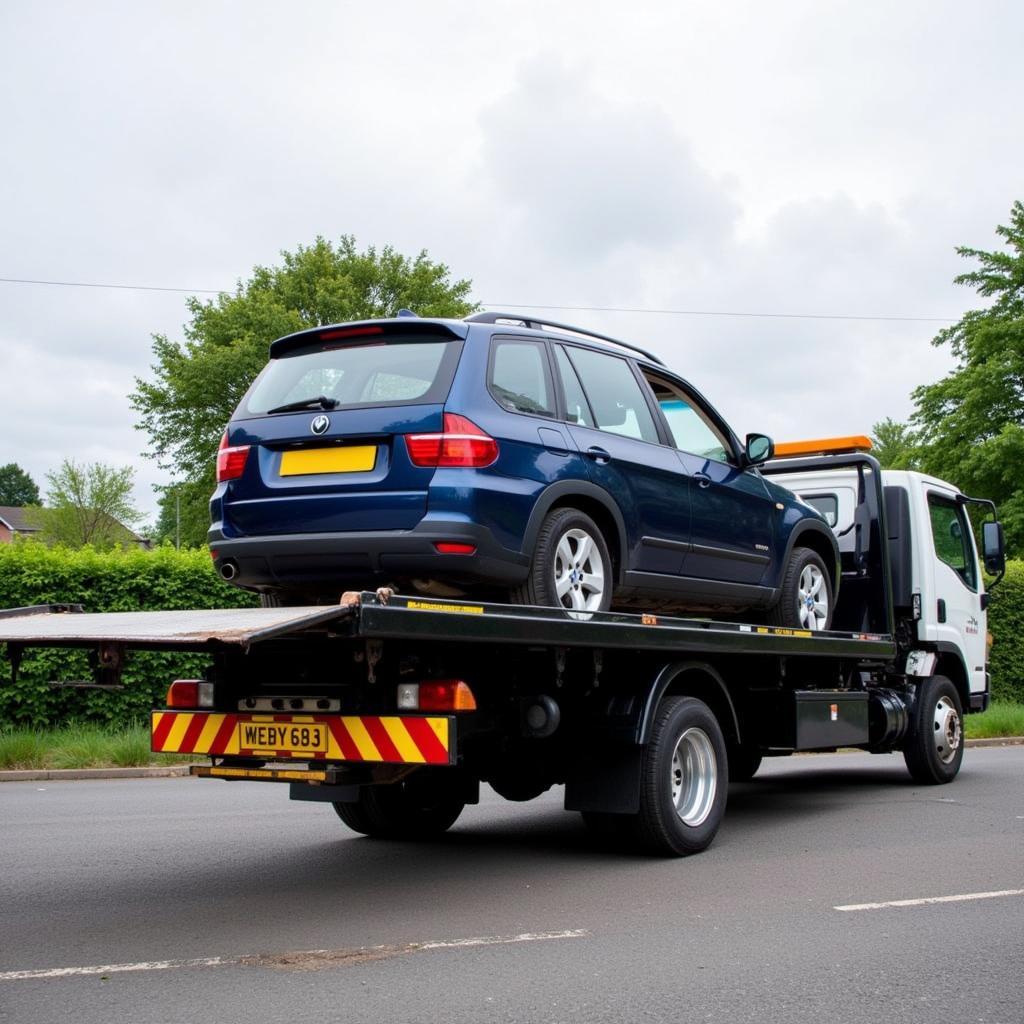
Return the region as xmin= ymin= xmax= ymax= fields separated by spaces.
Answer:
xmin=465 ymin=311 xmax=666 ymax=366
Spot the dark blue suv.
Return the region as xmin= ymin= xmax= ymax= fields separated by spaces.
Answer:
xmin=210 ymin=312 xmax=839 ymax=629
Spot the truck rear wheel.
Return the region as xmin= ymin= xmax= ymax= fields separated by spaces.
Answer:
xmin=902 ymin=675 xmax=964 ymax=784
xmin=332 ymin=773 xmax=465 ymax=839
xmin=634 ymin=696 xmax=728 ymax=856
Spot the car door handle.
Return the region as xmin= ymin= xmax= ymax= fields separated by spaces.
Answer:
xmin=694 ymin=473 xmax=712 ymax=489
xmin=585 ymin=446 xmax=611 ymax=464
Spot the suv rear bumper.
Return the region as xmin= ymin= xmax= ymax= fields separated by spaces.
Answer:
xmin=209 ymin=521 xmax=530 ymax=592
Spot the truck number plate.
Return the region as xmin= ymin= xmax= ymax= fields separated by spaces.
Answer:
xmin=236 ymin=721 xmax=326 ymax=753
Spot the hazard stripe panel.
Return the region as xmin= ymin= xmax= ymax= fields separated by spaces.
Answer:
xmin=150 ymin=711 xmax=454 ymax=764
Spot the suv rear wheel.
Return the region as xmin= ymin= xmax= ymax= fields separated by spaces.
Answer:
xmin=513 ymin=508 xmax=612 ymax=614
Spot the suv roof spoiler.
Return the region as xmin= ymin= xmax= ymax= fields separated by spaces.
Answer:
xmin=465 ymin=311 xmax=666 ymax=366
xmin=270 ymin=318 xmax=469 ymax=357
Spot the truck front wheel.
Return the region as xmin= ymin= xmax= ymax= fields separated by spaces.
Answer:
xmin=634 ymin=696 xmax=728 ymax=856
xmin=333 ymin=772 xmax=465 ymax=839
xmin=902 ymin=675 xmax=964 ymax=784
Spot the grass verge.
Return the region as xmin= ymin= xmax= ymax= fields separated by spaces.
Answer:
xmin=964 ymin=700 xmax=1024 ymax=740
xmin=0 ymin=724 xmax=192 ymax=770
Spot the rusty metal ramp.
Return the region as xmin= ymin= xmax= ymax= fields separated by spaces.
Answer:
xmin=0 ymin=603 xmax=356 ymax=651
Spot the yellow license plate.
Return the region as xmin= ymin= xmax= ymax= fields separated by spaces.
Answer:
xmin=236 ymin=720 xmax=327 ymax=753
xmin=280 ymin=446 xmax=376 ymax=476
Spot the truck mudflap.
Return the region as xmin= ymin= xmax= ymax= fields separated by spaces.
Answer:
xmin=151 ymin=711 xmax=455 ymax=765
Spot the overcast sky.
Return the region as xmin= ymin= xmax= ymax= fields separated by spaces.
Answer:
xmin=1 ymin=1 xmax=1022 ymax=523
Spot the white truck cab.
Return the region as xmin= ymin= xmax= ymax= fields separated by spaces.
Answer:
xmin=766 ymin=447 xmax=1004 ymax=716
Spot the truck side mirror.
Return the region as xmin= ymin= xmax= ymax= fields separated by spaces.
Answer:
xmin=983 ymin=521 xmax=1006 ymax=575
xmin=745 ymin=433 xmax=774 ymax=466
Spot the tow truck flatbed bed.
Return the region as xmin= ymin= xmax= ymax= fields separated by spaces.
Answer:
xmin=0 ymin=591 xmax=896 ymax=660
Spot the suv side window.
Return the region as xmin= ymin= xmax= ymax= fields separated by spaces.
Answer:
xmin=488 ymin=338 xmax=555 ymax=418
xmin=646 ymin=375 xmax=731 ymax=462
xmin=564 ymin=346 xmax=659 ymax=443
xmin=928 ymin=493 xmax=977 ymax=590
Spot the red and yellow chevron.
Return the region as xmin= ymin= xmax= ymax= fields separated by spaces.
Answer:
xmin=150 ymin=711 xmax=453 ymax=765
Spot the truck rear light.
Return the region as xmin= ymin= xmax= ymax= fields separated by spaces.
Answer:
xmin=166 ymin=680 xmax=215 ymax=709
xmin=405 ymin=414 xmax=498 ymax=468
xmin=216 ymin=433 xmax=251 ymax=482
xmin=434 ymin=542 xmax=477 ymax=555
xmin=396 ymin=679 xmax=477 ymax=711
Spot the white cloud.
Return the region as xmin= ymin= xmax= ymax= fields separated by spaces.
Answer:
xmin=479 ymin=58 xmax=738 ymax=260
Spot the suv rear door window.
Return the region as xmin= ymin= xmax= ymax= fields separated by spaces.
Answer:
xmin=488 ymin=339 xmax=555 ymax=417
xmin=564 ymin=346 xmax=659 ymax=443
xmin=242 ymin=339 xmax=458 ymax=416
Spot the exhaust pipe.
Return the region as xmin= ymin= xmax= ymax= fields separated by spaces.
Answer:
xmin=219 ymin=560 xmax=239 ymax=581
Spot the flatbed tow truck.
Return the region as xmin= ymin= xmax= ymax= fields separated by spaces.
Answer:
xmin=0 ymin=443 xmax=1007 ymax=856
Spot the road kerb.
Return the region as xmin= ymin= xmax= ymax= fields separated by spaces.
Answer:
xmin=0 ymin=765 xmax=194 ymax=782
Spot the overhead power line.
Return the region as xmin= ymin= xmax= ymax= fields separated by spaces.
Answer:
xmin=480 ymin=302 xmax=956 ymax=324
xmin=0 ymin=275 xmax=958 ymax=323
xmin=0 ymin=275 xmax=225 ymax=295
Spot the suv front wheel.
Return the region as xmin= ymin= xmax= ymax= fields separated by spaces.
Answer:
xmin=513 ymin=507 xmax=612 ymax=615
xmin=770 ymin=547 xmax=833 ymax=631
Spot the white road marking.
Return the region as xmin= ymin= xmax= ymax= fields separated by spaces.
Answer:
xmin=0 ymin=929 xmax=589 ymax=982
xmin=417 ymin=930 xmax=587 ymax=951
xmin=835 ymin=888 xmax=1024 ymax=912
xmin=0 ymin=956 xmax=236 ymax=981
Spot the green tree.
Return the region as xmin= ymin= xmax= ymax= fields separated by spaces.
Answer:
xmin=0 ymin=463 xmax=40 ymax=506
xmin=870 ymin=417 xmax=920 ymax=470
xmin=909 ymin=201 xmax=1024 ymax=551
xmin=132 ymin=236 xmax=476 ymax=545
xmin=28 ymin=460 xmax=144 ymax=549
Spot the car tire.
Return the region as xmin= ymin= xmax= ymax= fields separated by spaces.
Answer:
xmin=769 ymin=547 xmax=833 ymax=631
xmin=902 ymin=675 xmax=964 ymax=785
xmin=632 ymin=696 xmax=728 ymax=856
xmin=332 ymin=772 xmax=465 ymax=839
xmin=512 ymin=508 xmax=612 ymax=615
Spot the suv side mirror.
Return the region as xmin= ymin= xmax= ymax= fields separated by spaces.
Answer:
xmin=983 ymin=521 xmax=1006 ymax=575
xmin=745 ymin=433 xmax=774 ymax=466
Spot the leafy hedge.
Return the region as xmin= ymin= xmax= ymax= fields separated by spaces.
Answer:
xmin=0 ymin=544 xmax=1021 ymax=727
xmin=0 ymin=543 xmax=256 ymax=727
xmin=987 ymin=560 xmax=1024 ymax=703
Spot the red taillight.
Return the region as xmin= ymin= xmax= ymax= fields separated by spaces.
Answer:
xmin=396 ymin=679 xmax=477 ymax=712
xmin=405 ymin=414 xmax=498 ymax=468
xmin=434 ymin=542 xmax=477 ymax=555
xmin=216 ymin=432 xmax=251 ymax=482
xmin=166 ymin=680 xmax=214 ymax=709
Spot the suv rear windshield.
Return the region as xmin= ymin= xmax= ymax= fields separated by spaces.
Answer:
xmin=241 ymin=338 xmax=461 ymax=416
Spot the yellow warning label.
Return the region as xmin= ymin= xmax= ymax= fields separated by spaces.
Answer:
xmin=406 ymin=601 xmax=485 ymax=614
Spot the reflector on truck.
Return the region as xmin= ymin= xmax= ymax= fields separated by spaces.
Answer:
xmin=151 ymin=711 xmax=454 ymax=764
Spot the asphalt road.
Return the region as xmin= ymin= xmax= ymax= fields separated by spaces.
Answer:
xmin=2 ymin=748 xmax=1022 ymax=1024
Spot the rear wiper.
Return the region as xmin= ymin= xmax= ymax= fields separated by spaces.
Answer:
xmin=266 ymin=395 xmax=339 ymax=415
